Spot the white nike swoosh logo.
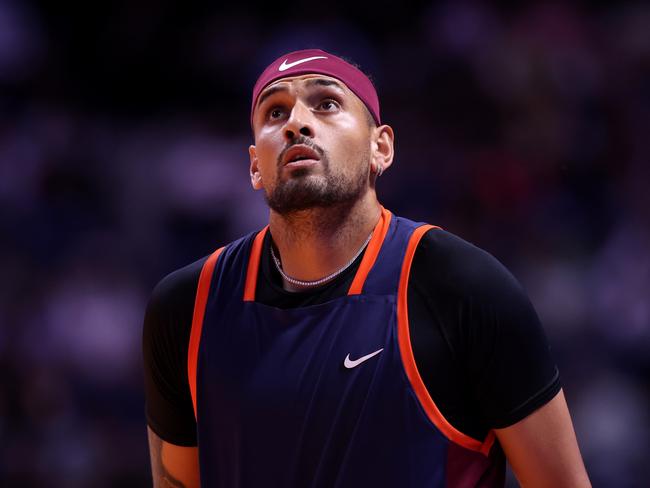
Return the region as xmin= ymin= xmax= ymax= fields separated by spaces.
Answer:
xmin=278 ymin=56 xmax=328 ymax=72
xmin=343 ymin=348 xmax=384 ymax=369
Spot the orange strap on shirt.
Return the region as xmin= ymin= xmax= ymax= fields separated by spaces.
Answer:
xmin=348 ymin=207 xmax=392 ymax=295
xmin=396 ymin=224 xmax=496 ymax=456
xmin=243 ymin=227 xmax=269 ymax=302
xmin=243 ymin=208 xmax=391 ymax=300
xmin=188 ymin=246 xmax=225 ymax=420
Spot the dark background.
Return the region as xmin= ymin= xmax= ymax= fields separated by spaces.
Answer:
xmin=1 ymin=1 xmax=648 ymax=486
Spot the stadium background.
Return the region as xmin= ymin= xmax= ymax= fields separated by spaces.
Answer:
xmin=0 ymin=1 xmax=648 ymax=486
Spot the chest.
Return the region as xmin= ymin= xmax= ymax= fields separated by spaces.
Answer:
xmin=199 ymin=296 xmax=400 ymax=411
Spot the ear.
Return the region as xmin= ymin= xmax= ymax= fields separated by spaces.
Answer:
xmin=371 ymin=124 xmax=395 ymax=176
xmin=249 ymin=145 xmax=264 ymax=190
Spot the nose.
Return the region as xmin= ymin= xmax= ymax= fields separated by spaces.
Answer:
xmin=284 ymin=101 xmax=313 ymax=141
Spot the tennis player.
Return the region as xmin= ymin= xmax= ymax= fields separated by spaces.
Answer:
xmin=143 ymin=49 xmax=591 ymax=487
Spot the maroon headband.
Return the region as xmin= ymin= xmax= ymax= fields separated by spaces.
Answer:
xmin=251 ymin=49 xmax=381 ymax=127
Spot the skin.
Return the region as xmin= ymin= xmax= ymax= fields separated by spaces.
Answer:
xmin=147 ymin=427 xmax=199 ymax=488
xmin=147 ymin=73 xmax=591 ymax=486
xmin=495 ymin=390 xmax=591 ymax=487
xmin=248 ymin=74 xmax=394 ymax=290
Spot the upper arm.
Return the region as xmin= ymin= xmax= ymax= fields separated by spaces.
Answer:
xmin=495 ymin=389 xmax=590 ymax=488
xmin=143 ymin=259 xmax=207 ymax=446
xmin=411 ymin=229 xmax=561 ymax=435
xmin=143 ymin=259 xmax=208 ymax=486
xmin=147 ymin=426 xmax=200 ymax=488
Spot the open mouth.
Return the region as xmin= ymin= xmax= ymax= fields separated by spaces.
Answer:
xmin=282 ymin=145 xmax=320 ymax=166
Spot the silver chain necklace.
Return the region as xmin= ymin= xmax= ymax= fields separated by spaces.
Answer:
xmin=270 ymin=232 xmax=373 ymax=288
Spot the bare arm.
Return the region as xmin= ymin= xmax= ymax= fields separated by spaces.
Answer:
xmin=494 ymin=389 xmax=590 ymax=487
xmin=147 ymin=426 xmax=200 ymax=488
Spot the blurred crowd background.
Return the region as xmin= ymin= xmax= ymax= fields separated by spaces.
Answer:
xmin=1 ymin=1 xmax=648 ymax=486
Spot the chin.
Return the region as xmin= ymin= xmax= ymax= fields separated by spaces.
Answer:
xmin=287 ymin=167 xmax=312 ymax=178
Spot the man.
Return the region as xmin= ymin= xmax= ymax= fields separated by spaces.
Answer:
xmin=143 ymin=49 xmax=590 ymax=487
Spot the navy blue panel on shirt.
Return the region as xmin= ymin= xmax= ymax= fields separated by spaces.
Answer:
xmin=193 ymin=214 xmax=504 ymax=487
xmin=142 ymin=213 xmax=560 ymax=450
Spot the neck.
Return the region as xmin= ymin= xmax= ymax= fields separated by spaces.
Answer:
xmin=268 ymin=193 xmax=381 ymax=291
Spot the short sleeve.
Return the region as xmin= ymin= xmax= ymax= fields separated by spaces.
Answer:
xmin=409 ymin=229 xmax=560 ymax=435
xmin=142 ymin=257 xmax=206 ymax=446
xmin=455 ymin=244 xmax=561 ymax=428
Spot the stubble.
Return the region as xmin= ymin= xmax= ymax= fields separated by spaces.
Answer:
xmin=265 ymin=138 xmax=370 ymax=216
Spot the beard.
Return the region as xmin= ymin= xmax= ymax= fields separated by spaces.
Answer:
xmin=265 ymin=143 xmax=370 ymax=215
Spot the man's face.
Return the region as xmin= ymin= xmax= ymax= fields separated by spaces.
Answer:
xmin=249 ymin=74 xmax=375 ymax=214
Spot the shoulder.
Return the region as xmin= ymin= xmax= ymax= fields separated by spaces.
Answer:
xmin=143 ymin=255 xmax=210 ymax=344
xmin=147 ymin=229 xmax=259 ymax=317
xmin=148 ymin=256 xmax=209 ymax=314
xmin=412 ymin=227 xmax=525 ymax=302
xmin=143 ymin=256 xmax=211 ymax=447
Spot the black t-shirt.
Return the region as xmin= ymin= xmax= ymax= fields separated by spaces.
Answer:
xmin=142 ymin=228 xmax=560 ymax=446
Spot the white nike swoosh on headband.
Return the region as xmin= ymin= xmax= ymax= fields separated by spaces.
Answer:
xmin=278 ymin=56 xmax=328 ymax=71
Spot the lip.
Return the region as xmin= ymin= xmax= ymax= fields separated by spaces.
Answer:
xmin=284 ymin=158 xmax=320 ymax=169
xmin=282 ymin=144 xmax=320 ymax=166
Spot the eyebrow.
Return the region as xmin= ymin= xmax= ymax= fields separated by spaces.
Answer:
xmin=257 ymin=85 xmax=286 ymax=109
xmin=304 ymin=78 xmax=346 ymax=93
xmin=256 ymin=78 xmax=346 ymax=109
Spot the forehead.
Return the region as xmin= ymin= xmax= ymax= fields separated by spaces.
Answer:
xmin=255 ymin=74 xmax=353 ymax=108
xmin=264 ymin=73 xmax=348 ymax=90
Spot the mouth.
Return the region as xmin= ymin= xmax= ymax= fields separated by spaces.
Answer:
xmin=282 ymin=145 xmax=321 ymax=167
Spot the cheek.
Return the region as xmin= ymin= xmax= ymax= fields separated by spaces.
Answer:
xmin=255 ymin=137 xmax=283 ymax=171
xmin=328 ymin=128 xmax=370 ymax=170
xmin=334 ymin=113 xmax=370 ymax=150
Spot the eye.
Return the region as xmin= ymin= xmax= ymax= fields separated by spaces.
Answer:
xmin=317 ymin=99 xmax=339 ymax=111
xmin=264 ymin=104 xmax=287 ymax=121
xmin=267 ymin=106 xmax=286 ymax=120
